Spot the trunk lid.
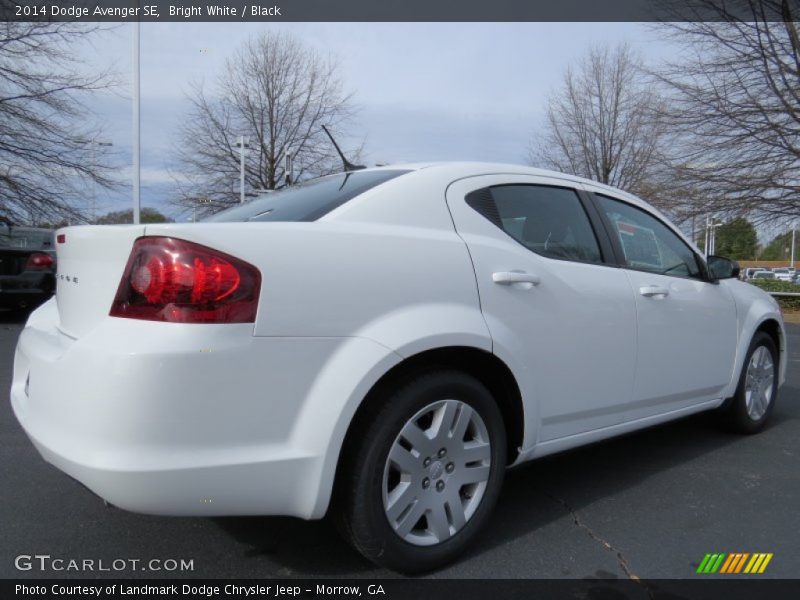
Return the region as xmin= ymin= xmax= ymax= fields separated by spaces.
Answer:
xmin=55 ymin=225 xmax=145 ymax=338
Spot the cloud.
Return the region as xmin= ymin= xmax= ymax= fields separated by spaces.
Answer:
xmin=113 ymin=165 xmax=187 ymax=185
xmin=71 ymin=22 xmax=678 ymax=218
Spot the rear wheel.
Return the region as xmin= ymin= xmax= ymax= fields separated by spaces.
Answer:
xmin=722 ymin=332 xmax=778 ymax=434
xmin=335 ymin=370 xmax=506 ymax=573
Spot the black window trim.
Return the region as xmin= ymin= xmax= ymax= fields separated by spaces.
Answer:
xmin=575 ymin=188 xmax=618 ymax=268
xmin=464 ymin=183 xmax=619 ymax=268
xmin=586 ymin=191 xmax=715 ymax=283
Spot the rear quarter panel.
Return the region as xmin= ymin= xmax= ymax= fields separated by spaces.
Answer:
xmin=142 ymin=221 xmax=489 ymax=354
xmin=143 ymin=216 xmax=491 ymax=518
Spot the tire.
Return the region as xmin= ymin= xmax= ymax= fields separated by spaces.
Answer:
xmin=335 ymin=370 xmax=507 ymax=573
xmin=722 ymin=331 xmax=779 ymax=434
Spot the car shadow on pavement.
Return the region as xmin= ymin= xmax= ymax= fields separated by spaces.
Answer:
xmin=211 ymin=514 xmax=380 ymax=576
xmin=212 ymin=397 xmax=798 ymax=577
xmin=459 ymin=400 xmax=797 ymax=571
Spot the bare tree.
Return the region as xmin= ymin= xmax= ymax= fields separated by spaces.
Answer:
xmin=530 ymin=44 xmax=669 ymax=207
xmin=174 ymin=32 xmax=357 ymax=211
xmin=0 ymin=10 xmax=117 ymax=224
xmin=654 ymin=0 xmax=800 ymax=224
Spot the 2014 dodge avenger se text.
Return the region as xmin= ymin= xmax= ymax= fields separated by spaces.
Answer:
xmin=10 ymin=163 xmax=786 ymax=572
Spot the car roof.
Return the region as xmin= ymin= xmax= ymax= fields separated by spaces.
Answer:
xmin=365 ymin=161 xmax=652 ymax=206
xmin=355 ymin=161 xmax=691 ymax=247
xmin=371 ymin=161 xmax=610 ymax=186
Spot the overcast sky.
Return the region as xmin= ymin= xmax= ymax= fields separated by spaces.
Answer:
xmin=78 ymin=22 xmax=676 ymax=219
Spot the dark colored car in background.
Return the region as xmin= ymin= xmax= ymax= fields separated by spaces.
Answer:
xmin=0 ymin=225 xmax=55 ymax=313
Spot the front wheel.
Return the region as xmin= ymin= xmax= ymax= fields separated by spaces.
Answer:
xmin=335 ymin=370 xmax=507 ymax=573
xmin=722 ymin=331 xmax=779 ymax=434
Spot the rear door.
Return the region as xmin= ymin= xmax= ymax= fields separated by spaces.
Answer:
xmin=591 ymin=191 xmax=738 ymax=418
xmin=446 ymin=175 xmax=637 ymax=443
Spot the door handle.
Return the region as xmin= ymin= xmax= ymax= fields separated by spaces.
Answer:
xmin=492 ymin=271 xmax=541 ymax=288
xmin=639 ymin=285 xmax=669 ymax=298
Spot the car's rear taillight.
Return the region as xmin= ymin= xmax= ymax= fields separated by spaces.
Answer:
xmin=109 ymin=237 xmax=261 ymax=323
xmin=26 ymin=252 xmax=54 ymax=270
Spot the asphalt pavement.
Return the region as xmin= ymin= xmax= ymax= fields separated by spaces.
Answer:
xmin=1 ymin=311 xmax=798 ymax=580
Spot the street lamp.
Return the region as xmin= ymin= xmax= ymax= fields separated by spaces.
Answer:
xmin=282 ymin=151 xmax=294 ymax=187
xmin=791 ymin=222 xmax=797 ymax=268
xmin=235 ymin=136 xmax=249 ymax=204
xmin=705 ymin=216 xmax=722 ymax=257
xmin=711 ymin=221 xmax=722 ymax=255
xmin=191 ymin=197 xmax=212 ymax=223
xmin=73 ymin=138 xmax=113 ymax=222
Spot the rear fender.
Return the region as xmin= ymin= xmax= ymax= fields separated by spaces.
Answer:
xmin=291 ymin=302 xmax=492 ymax=518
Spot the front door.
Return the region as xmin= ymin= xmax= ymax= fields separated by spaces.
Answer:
xmin=591 ymin=191 xmax=738 ymax=419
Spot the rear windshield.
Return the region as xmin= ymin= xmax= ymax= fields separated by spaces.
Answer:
xmin=204 ymin=169 xmax=410 ymax=223
xmin=0 ymin=228 xmax=54 ymax=250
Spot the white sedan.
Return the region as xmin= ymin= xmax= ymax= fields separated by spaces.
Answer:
xmin=11 ymin=163 xmax=786 ymax=572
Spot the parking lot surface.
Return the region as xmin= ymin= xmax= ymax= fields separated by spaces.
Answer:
xmin=1 ymin=311 xmax=798 ymax=579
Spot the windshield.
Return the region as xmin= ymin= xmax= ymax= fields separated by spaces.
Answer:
xmin=204 ymin=169 xmax=410 ymax=223
xmin=0 ymin=228 xmax=54 ymax=251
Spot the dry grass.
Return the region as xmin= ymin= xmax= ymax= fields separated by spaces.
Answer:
xmin=781 ymin=311 xmax=800 ymax=324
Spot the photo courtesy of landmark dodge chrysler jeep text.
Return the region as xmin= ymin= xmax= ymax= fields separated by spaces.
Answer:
xmin=10 ymin=163 xmax=786 ymax=572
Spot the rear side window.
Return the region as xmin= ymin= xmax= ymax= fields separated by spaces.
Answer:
xmin=596 ymin=194 xmax=703 ymax=279
xmin=466 ymin=185 xmax=602 ymax=263
xmin=204 ymin=170 xmax=410 ymax=223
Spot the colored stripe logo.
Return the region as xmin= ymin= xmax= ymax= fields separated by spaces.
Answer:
xmin=697 ymin=553 xmax=773 ymax=574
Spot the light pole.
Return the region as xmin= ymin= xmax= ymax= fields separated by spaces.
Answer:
xmin=792 ymin=222 xmax=797 ymax=268
xmin=132 ymin=17 xmax=141 ymax=224
xmin=235 ymin=136 xmax=249 ymax=203
xmin=73 ymin=138 xmax=113 ymax=222
xmin=705 ymin=216 xmax=721 ymax=257
xmin=710 ymin=220 xmax=716 ymax=256
xmin=192 ymin=197 xmax=212 ymax=222
xmin=710 ymin=220 xmax=722 ymax=256
xmin=283 ymin=151 xmax=293 ymax=187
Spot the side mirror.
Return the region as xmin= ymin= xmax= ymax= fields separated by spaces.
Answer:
xmin=707 ymin=255 xmax=740 ymax=280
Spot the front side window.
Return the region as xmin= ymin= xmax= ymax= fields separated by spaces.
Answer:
xmin=467 ymin=185 xmax=602 ymax=263
xmin=597 ymin=194 xmax=702 ymax=279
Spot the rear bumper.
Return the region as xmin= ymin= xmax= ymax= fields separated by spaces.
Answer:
xmin=11 ymin=299 xmax=398 ymax=518
xmin=24 ymin=431 xmax=322 ymax=517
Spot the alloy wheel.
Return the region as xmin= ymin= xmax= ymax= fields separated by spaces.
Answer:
xmin=744 ymin=345 xmax=775 ymax=420
xmin=382 ymin=399 xmax=492 ymax=546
